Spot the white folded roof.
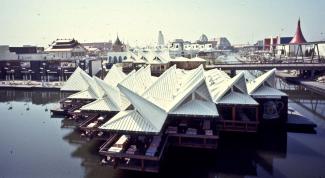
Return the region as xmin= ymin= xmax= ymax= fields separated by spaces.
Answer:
xmin=61 ymin=67 xmax=92 ymax=91
xmin=103 ymin=65 xmax=126 ymax=87
xmin=63 ymin=65 xmax=284 ymax=134
xmin=67 ymin=88 xmax=98 ymax=99
xmin=248 ymin=68 xmax=287 ymax=97
xmin=99 ymin=110 xmax=159 ymax=133
xmin=170 ymin=99 xmax=219 ymax=117
xmin=80 ymin=97 xmax=120 ymax=112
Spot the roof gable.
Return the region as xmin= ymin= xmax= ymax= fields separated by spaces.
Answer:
xmin=103 ymin=65 xmax=126 ymax=87
xmin=247 ymin=68 xmax=276 ymax=94
xmin=61 ymin=67 xmax=90 ymax=91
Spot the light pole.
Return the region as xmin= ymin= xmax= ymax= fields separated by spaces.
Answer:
xmin=58 ymin=67 xmax=61 ymax=82
xmin=22 ymin=68 xmax=26 ymax=81
xmin=4 ymin=67 xmax=8 ymax=81
xmin=10 ymin=69 xmax=15 ymax=81
xmin=64 ymin=69 xmax=68 ymax=81
xmin=47 ymin=70 xmax=50 ymax=82
xmin=28 ymin=70 xmax=32 ymax=81
xmin=40 ymin=67 xmax=44 ymax=83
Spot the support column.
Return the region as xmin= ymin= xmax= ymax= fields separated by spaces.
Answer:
xmin=311 ymin=70 xmax=315 ymax=78
xmin=232 ymin=106 xmax=236 ymax=127
xmin=256 ymin=107 xmax=259 ymax=122
xmin=230 ymin=69 xmax=236 ymax=77
xmin=300 ymin=45 xmax=304 ymax=62
xmin=316 ymin=44 xmax=321 ymax=62
xmin=311 ymin=44 xmax=315 ymax=63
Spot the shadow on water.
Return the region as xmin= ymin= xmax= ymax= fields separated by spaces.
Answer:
xmin=1 ymin=84 xmax=325 ymax=178
xmin=64 ymin=129 xmax=289 ymax=178
xmin=0 ymin=88 xmax=70 ymax=105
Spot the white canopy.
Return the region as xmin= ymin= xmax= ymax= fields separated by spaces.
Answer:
xmin=61 ymin=67 xmax=92 ymax=91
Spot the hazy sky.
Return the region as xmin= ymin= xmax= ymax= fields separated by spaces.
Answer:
xmin=1 ymin=0 xmax=325 ymax=47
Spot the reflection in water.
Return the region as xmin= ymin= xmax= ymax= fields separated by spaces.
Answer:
xmin=0 ymin=85 xmax=325 ymax=178
xmin=0 ymin=89 xmax=70 ymax=105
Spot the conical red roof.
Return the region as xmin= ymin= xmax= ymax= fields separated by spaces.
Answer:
xmin=290 ymin=19 xmax=307 ymax=44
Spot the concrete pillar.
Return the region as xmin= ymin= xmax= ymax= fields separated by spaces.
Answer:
xmin=311 ymin=70 xmax=315 ymax=78
xmin=230 ymin=69 xmax=236 ymax=77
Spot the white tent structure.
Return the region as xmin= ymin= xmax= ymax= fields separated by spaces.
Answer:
xmin=62 ymin=64 xmax=286 ymax=134
xmin=79 ymin=65 xmax=128 ymax=112
xmin=61 ymin=67 xmax=93 ymax=92
xmin=103 ymin=65 xmax=126 ymax=87
xmin=80 ymin=65 xmax=156 ymax=112
xmin=205 ymin=69 xmax=258 ymax=105
xmin=100 ymin=65 xmax=219 ymax=134
xmin=247 ymin=68 xmax=287 ymax=98
xmin=67 ymin=76 xmax=105 ymax=100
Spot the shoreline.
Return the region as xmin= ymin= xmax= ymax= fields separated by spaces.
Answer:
xmin=0 ymin=80 xmax=62 ymax=91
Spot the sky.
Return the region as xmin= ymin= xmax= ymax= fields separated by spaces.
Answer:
xmin=1 ymin=0 xmax=325 ymax=47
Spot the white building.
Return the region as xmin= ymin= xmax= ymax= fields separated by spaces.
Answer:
xmin=45 ymin=39 xmax=87 ymax=60
xmin=169 ymin=35 xmax=232 ymax=58
xmin=0 ymin=46 xmax=18 ymax=60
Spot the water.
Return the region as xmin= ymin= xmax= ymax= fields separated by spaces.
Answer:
xmin=0 ymin=83 xmax=325 ymax=178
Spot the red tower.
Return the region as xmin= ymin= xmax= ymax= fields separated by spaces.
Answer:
xmin=290 ymin=19 xmax=307 ymax=44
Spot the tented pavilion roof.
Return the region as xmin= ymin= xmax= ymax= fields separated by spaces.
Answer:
xmin=290 ymin=19 xmax=307 ymax=44
xmin=61 ymin=67 xmax=93 ymax=92
xmin=103 ymin=65 xmax=126 ymax=87
xmin=58 ymin=65 xmax=282 ymax=134
xmin=80 ymin=65 xmax=156 ymax=112
xmin=100 ymin=65 xmax=220 ymax=134
xmin=80 ymin=66 xmax=131 ymax=112
xmin=247 ymin=68 xmax=287 ymax=98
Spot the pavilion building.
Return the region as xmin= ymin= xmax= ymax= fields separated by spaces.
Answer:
xmin=57 ymin=64 xmax=288 ymax=172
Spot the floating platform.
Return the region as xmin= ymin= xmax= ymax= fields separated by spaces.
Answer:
xmin=50 ymin=108 xmax=66 ymax=116
xmin=300 ymin=81 xmax=325 ymax=96
xmin=286 ymin=109 xmax=317 ymax=132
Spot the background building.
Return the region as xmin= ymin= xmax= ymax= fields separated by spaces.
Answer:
xmin=45 ymin=39 xmax=87 ymax=60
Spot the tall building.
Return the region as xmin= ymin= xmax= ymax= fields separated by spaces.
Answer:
xmin=158 ymin=31 xmax=165 ymax=46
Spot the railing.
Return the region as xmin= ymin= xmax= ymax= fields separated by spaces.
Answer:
xmin=78 ymin=113 xmax=100 ymax=130
xmin=218 ymin=120 xmax=259 ymax=132
xmin=167 ymin=133 xmax=219 ymax=149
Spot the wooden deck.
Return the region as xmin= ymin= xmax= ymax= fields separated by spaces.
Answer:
xmin=50 ymin=107 xmax=66 ymax=116
xmin=99 ymin=134 xmax=169 ymax=173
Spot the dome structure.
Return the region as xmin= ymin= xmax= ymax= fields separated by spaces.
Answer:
xmin=198 ymin=34 xmax=208 ymax=43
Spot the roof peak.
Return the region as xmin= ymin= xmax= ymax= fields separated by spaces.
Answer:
xmin=290 ymin=18 xmax=307 ymax=44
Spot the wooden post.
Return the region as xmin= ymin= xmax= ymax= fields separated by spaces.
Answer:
xmin=232 ymin=106 xmax=236 ymax=127
xmin=256 ymin=107 xmax=259 ymax=122
xmin=256 ymin=107 xmax=259 ymax=130
xmin=141 ymin=159 xmax=144 ymax=171
xmin=300 ymin=45 xmax=304 ymax=62
xmin=316 ymin=44 xmax=321 ymax=62
xmin=311 ymin=44 xmax=315 ymax=63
